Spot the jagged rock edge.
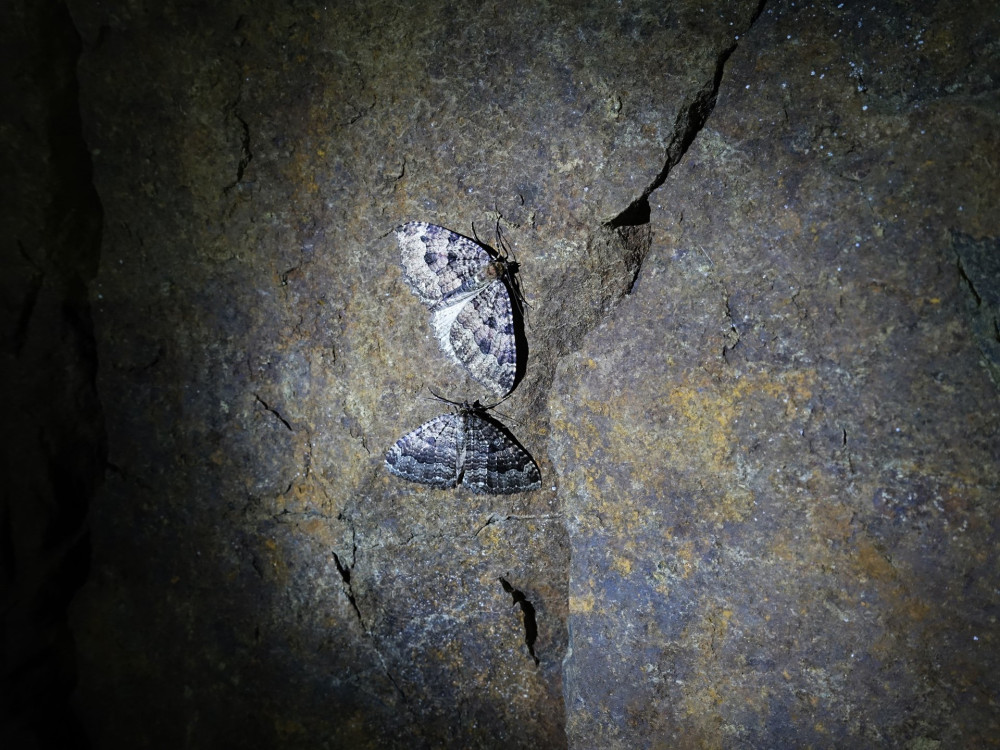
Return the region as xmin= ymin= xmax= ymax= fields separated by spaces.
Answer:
xmin=557 ymin=0 xmax=771 ymax=725
xmin=609 ymin=0 xmax=769 ymax=230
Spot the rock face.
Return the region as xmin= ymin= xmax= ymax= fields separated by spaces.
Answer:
xmin=555 ymin=3 xmax=1000 ymax=745
xmin=4 ymin=0 xmax=992 ymax=746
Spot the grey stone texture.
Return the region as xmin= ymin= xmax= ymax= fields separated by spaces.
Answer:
xmin=555 ymin=3 xmax=1000 ymax=745
xmin=3 ymin=0 xmax=996 ymax=747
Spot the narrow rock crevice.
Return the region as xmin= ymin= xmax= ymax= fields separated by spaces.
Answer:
xmin=956 ymin=255 xmax=983 ymax=308
xmin=223 ymin=106 xmax=252 ymax=194
xmin=332 ymin=551 xmax=364 ymax=629
xmin=332 ymin=531 xmax=408 ymax=702
xmin=953 ymin=230 xmax=1000 ymax=388
xmin=499 ymin=576 xmax=540 ymax=666
xmin=721 ymin=290 xmax=742 ymax=360
xmin=608 ymin=0 xmax=769 ymax=230
xmin=253 ymin=393 xmax=293 ymax=431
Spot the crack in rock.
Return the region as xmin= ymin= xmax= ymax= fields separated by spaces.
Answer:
xmin=609 ymin=0 xmax=769 ymax=229
xmin=722 ymin=290 xmax=743 ymax=360
xmin=953 ymin=230 xmax=1000 ymax=388
xmin=474 ymin=513 xmax=564 ymax=537
xmin=499 ymin=576 xmax=540 ymax=666
xmin=333 ymin=551 xmax=364 ymax=628
xmin=253 ymin=393 xmax=293 ymax=431
xmin=333 ymin=524 xmax=409 ymax=702
xmin=223 ymin=93 xmax=252 ymax=194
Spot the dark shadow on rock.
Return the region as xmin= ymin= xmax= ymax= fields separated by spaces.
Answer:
xmin=1 ymin=1 xmax=105 ymax=747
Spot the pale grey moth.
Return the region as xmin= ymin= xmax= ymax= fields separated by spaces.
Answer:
xmin=396 ymin=221 xmax=524 ymax=396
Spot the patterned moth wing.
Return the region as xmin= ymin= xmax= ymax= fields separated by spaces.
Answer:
xmin=461 ymin=405 xmax=542 ymax=495
xmin=385 ymin=412 xmax=465 ymax=489
xmin=385 ymin=401 xmax=541 ymax=495
xmin=397 ymin=221 xmax=493 ymax=305
xmin=396 ymin=221 xmax=520 ymax=396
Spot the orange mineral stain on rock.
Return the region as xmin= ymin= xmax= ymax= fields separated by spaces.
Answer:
xmin=611 ymin=554 xmax=633 ymax=577
xmin=569 ymin=591 xmax=596 ymax=614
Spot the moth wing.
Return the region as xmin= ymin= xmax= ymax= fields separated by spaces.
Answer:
xmin=432 ymin=280 xmax=516 ymax=396
xmin=385 ymin=413 xmax=464 ymax=488
xmin=461 ymin=412 xmax=541 ymax=495
xmin=396 ymin=222 xmax=491 ymax=306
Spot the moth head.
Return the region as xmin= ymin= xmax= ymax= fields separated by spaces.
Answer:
xmin=427 ymin=388 xmax=508 ymax=413
xmin=483 ymin=258 xmax=510 ymax=281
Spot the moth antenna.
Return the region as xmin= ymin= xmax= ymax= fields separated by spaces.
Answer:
xmin=493 ymin=218 xmax=515 ymax=262
xmin=426 ymin=387 xmax=462 ymax=407
xmin=483 ymin=390 xmax=514 ymax=411
xmin=489 ymin=400 xmax=526 ymax=427
xmin=474 ymin=218 xmax=530 ymax=323
xmin=494 ymin=223 xmax=531 ymax=314
xmin=494 ymin=214 xmax=506 ymax=256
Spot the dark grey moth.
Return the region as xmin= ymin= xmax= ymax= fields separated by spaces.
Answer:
xmin=396 ymin=221 xmax=523 ymax=396
xmin=385 ymin=400 xmax=541 ymax=494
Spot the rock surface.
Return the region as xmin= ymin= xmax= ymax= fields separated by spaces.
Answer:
xmin=555 ymin=2 xmax=1000 ymax=745
xmin=3 ymin=0 xmax=991 ymax=747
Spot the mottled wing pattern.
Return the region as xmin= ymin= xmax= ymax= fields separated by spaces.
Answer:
xmin=462 ymin=408 xmax=542 ymax=495
xmin=396 ymin=221 xmax=492 ymax=306
xmin=438 ymin=280 xmax=517 ymax=396
xmin=396 ymin=221 xmax=519 ymax=396
xmin=387 ymin=402 xmax=541 ymax=494
xmin=385 ymin=413 xmax=464 ymax=488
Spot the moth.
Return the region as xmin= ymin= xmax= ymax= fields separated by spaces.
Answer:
xmin=385 ymin=399 xmax=541 ymax=494
xmin=395 ymin=221 xmax=525 ymax=396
